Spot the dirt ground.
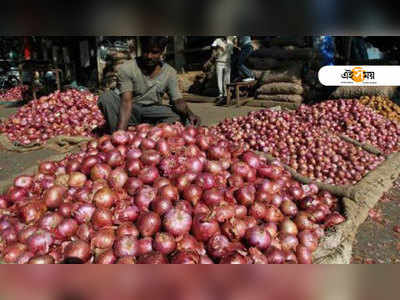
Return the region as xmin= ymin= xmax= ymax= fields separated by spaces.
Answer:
xmin=0 ymin=101 xmax=399 ymax=264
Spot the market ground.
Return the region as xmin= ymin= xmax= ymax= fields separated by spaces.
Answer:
xmin=0 ymin=102 xmax=399 ymax=264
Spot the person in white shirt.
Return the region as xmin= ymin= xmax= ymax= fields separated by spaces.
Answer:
xmin=210 ymin=36 xmax=234 ymax=104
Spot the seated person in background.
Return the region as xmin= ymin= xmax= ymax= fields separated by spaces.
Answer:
xmin=232 ymin=35 xmax=255 ymax=82
xmin=98 ymin=36 xmax=201 ymax=133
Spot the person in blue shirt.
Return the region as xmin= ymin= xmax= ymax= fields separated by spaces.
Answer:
xmin=232 ymin=36 xmax=255 ymax=82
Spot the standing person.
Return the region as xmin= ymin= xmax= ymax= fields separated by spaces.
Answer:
xmin=98 ymin=36 xmax=201 ymax=133
xmin=210 ymin=36 xmax=234 ymax=105
xmin=232 ymin=36 xmax=255 ymax=82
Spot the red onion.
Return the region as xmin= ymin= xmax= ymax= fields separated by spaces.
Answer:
xmin=20 ymin=201 xmax=42 ymax=224
xmin=135 ymin=186 xmax=156 ymax=211
xmin=73 ymin=203 xmax=96 ymax=224
xmin=295 ymin=212 xmax=315 ymax=231
xmin=39 ymin=161 xmax=56 ymax=175
xmin=138 ymin=237 xmax=154 ymax=255
xmin=124 ymin=177 xmax=143 ymax=196
xmin=7 ymin=187 xmax=28 ymax=204
xmin=137 ymin=211 xmax=161 ymax=237
xmin=68 ymin=172 xmax=87 ymax=188
xmin=1 ymin=227 xmax=17 ymax=244
xmin=207 ymin=234 xmax=231 ymax=259
xmin=39 ymin=212 xmax=64 ymax=232
xmin=27 ymin=229 xmax=53 ymax=255
xmin=139 ymin=166 xmax=160 ymax=184
xmin=158 ymin=185 xmax=179 ymax=201
xmin=221 ymin=218 xmax=247 ymax=241
xmin=249 ymin=202 xmax=267 ymax=220
xmin=163 ymin=208 xmax=192 ymax=236
xmin=116 ymin=256 xmax=136 ymax=264
xmin=93 ymin=187 xmax=117 ymax=209
xmin=90 ymin=163 xmax=111 ymax=181
xmin=281 ymin=199 xmax=298 ymax=217
xmin=296 ymin=245 xmax=312 ymax=264
xmin=195 ymin=173 xmax=215 ymax=190
xmin=235 ymin=185 xmax=256 ymax=206
xmin=64 ymin=240 xmax=91 ymax=262
xmin=141 ymin=150 xmax=162 ymax=166
xmin=266 ymin=247 xmax=285 ymax=264
xmin=324 ymin=212 xmax=346 ymax=228
xmin=200 ymin=255 xmax=215 ymax=264
xmin=77 ymin=224 xmax=92 ymax=242
xmin=137 ymin=251 xmax=168 ymax=264
xmin=96 ymin=249 xmax=117 ymax=264
xmin=18 ymin=225 xmax=38 ymax=244
xmin=117 ymin=222 xmax=139 ymax=239
xmin=111 ymin=130 xmax=130 ymax=145
xmin=92 ymin=208 xmax=113 ymax=229
xmin=3 ymin=243 xmax=27 ymax=263
xmin=249 ymin=247 xmax=269 ymax=264
xmin=193 ymin=213 xmax=220 ymax=242
xmin=235 ymin=205 xmax=247 ymax=218
xmin=264 ymin=205 xmax=284 ymax=223
xmin=91 ymin=228 xmax=115 ymax=249
xmin=245 ymin=225 xmax=271 ymax=250
xmin=28 ymin=255 xmax=55 ymax=264
xmin=109 ymin=167 xmax=128 ymax=189
xmin=153 ymin=232 xmax=177 ymax=254
xmin=13 ymin=175 xmax=33 ymax=189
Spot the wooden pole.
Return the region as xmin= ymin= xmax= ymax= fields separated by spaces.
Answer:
xmin=174 ymin=36 xmax=186 ymax=73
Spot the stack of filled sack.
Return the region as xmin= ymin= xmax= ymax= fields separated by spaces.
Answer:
xmin=248 ymin=37 xmax=316 ymax=105
xmin=248 ymin=37 xmax=313 ymax=104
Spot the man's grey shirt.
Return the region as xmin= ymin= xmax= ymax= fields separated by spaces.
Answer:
xmin=117 ymin=59 xmax=182 ymax=106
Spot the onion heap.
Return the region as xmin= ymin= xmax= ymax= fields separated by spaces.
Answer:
xmin=0 ymin=89 xmax=104 ymax=145
xmin=214 ymin=109 xmax=384 ymax=185
xmin=0 ymin=85 xmax=28 ymax=102
xmin=0 ymin=123 xmax=345 ymax=264
xmin=297 ymin=99 xmax=400 ymax=154
xmin=359 ymin=96 xmax=400 ymax=124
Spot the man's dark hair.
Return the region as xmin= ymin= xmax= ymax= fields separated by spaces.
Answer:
xmin=140 ymin=36 xmax=169 ymax=52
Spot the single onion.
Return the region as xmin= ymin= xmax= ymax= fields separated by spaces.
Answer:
xmin=163 ymin=208 xmax=192 ymax=237
xmin=117 ymin=222 xmax=139 ymax=238
xmin=137 ymin=211 xmax=161 ymax=237
xmin=245 ymin=225 xmax=271 ymax=250
xmin=153 ymin=232 xmax=176 ymax=255
xmin=91 ymin=228 xmax=115 ymax=249
xmin=64 ymin=240 xmax=91 ymax=262
xmin=192 ymin=213 xmax=220 ymax=242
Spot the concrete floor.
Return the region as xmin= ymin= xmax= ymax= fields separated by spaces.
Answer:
xmin=0 ymin=101 xmax=399 ymax=263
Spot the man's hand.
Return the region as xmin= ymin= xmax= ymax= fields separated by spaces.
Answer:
xmin=188 ymin=112 xmax=201 ymax=126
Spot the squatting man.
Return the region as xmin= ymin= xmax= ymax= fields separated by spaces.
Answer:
xmin=98 ymin=36 xmax=201 ymax=133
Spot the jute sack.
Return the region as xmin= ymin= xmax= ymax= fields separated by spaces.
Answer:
xmin=256 ymin=94 xmax=303 ymax=104
xmin=246 ymin=57 xmax=280 ymax=70
xmin=330 ymin=86 xmax=397 ymax=99
xmin=0 ymin=134 xmax=92 ymax=153
xmin=252 ymin=47 xmax=315 ymax=60
xmin=257 ymin=82 xmax=304 ymax=95
xmin=258 ymin=64 xmax=303 ymax=84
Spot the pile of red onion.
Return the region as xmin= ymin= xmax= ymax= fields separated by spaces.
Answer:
xmin=0 ymin=89 xmax=104 ymax=145
xmin=214 ymin=107 xmax=385 ymax=185
xmin=0 ymin=85 xmax=28 ymax=102
xmin=297 ymin=99 xmax=400 ymax=154
xmin=0 ymin=123 xmax=345 ymax=264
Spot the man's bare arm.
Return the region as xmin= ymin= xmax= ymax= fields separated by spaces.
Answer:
xmin=174 ymin=98 xmax=201 ymax=126
xmin=117 ymin=91 xmax=133 ymax=131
